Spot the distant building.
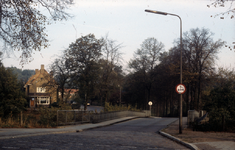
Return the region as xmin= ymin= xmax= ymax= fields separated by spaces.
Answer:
xmin=59 ymin=89 xmax=79 ymax=103
xmin=24 ymin=64 xmax=58 ymax=108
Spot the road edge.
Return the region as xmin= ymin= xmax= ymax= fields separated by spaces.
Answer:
xmin=76 ymin=116 xmax=139 ymax=132
xmin=158 ymin=119 xmax=199 ymax=150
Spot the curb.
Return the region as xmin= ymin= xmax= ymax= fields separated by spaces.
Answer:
xmin=0 ymin=117 xmax=139 ymax=139
xmin=76 ymin=116 xmax=139 ymax=132
xmin=0 ymin=130 xmax=76 ymax=140
xmin=159 ymin=130 xmax=199 ymax=150
xmin=158 ymin=119 xmax=199 ymax=150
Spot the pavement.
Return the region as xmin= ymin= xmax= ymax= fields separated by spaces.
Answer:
xmin=0 ymin=116 xmax=136 ymax=140
xmin=0 ymin=116 xmax=234 ymax=150
xmin=159 ymin=117 xmax=235 ymax=150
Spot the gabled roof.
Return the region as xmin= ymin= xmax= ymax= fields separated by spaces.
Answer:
xmin=24 ymin=65 xmax=54 ymax=87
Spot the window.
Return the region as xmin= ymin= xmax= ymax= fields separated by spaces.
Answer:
xmin=37 ymin=87 xmax=46 ymax=93
xmin=37 ymin=97 xmax=50 ymax=105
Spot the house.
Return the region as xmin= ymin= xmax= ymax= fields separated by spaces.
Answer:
xmin=24 ymin=64 xmax=58 ymax=108
xmin=59 ymin=89 xmax=79 ymax=103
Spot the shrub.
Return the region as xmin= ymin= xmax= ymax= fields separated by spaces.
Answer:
xmin=202 ymin=85 xmax=235 ymax=131
xmin=38 ymin=107 xmax=57 ymax=127
xmin=104 ymin=102 xmax=140 ymax=112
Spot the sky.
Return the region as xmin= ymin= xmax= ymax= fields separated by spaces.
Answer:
xmin=2 ymin=0 xmax=235 ymax=72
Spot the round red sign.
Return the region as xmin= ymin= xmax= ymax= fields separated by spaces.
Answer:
xmin=175 ymin=84 xmax=186 ymax=94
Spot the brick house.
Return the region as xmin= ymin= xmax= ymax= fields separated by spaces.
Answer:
xmin=24 ymin=64 xmax=58 ymax=108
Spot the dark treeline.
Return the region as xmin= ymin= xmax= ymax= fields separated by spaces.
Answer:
xmin=124 ymin=27 xmax=225 ymax=116
xmin=7 ymin=67 xmax=35 ymax=83
xmin=121 ymin=28 xmax=235 ymax=131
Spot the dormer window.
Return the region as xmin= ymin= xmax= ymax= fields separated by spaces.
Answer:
xmin=37 ymin=87 xmax=46 ymax=93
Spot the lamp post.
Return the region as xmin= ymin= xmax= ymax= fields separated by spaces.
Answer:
xmin=145 ymin=9 xmax=183 ymax=134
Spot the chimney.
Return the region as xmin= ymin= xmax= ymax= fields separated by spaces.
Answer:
xmin=40 ymin=64 xmax=44 ymax=73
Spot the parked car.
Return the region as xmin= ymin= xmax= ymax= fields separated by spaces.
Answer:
xmin=71 ymin=100 xmax=80 ymax=109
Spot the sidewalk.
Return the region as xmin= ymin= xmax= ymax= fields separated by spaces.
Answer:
xmin=0 ymin=116 xmax=137 ymax=139
xmin=160 ymin=117 xmax=235 ymax=150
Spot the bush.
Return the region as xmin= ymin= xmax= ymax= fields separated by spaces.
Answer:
xmin=104 ymin=102 xmax=140 ymax=112
xmin=202 ymin=85 xmax=235 ymax=131
xmin=38 ymin=107 xmax=58 ymax=127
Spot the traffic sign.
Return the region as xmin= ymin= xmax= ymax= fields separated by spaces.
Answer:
xmin=148 ymin=101 xmax=152 ymax=106
xmin=176 ymin=84 xmax=186 ymax=94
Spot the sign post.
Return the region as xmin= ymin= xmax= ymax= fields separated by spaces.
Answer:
xmin=148 ymin=101 xmax=152 ymax=116
xmin=175 ymin=84 xmax=186 ymax=134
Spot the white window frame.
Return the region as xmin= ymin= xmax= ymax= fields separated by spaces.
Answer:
xmin=37 ymin=87 xmax=46 ymax=93
xmin=37 ymin=97 xmax=50 ymax=105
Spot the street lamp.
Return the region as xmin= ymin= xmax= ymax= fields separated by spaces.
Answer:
xmin=145 ymin=9 xmax=183 ymax=134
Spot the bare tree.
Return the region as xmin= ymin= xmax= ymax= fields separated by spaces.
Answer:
xmin=207 ymin=0 xmax=234 ymax=50
xmin=0 ymin=0 xmax=73 ymax=65
xmin=99 ymin=35 xmax=123 ymax=105
xmin=207 ymin=0 xmax=234 ymax=19
xmin=50 ymin=57 xmax=71 ymax=103
xmin=182 ymin=28 xmax=224 ymax=110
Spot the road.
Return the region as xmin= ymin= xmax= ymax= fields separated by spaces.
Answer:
xmin=0 ymin=117 xmax=189 ymax=150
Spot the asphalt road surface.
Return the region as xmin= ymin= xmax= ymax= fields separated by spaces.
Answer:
xmin=0 ymin=117 xmax=189 ymax=150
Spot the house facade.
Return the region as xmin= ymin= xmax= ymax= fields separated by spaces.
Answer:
xmin=24 ymin=64 xmax=58 ymax=108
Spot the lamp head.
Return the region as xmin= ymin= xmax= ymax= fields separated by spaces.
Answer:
xmin=145 ymin=9 xmax=168 ymax=15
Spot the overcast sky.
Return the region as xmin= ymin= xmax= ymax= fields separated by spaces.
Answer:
xmin=2 ymin=0 xmax=235 ymax=71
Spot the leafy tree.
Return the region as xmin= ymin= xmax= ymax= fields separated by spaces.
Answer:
xmin=122 ymin=71 xmax=146 ymax=109
xmin=0 ymin=0 xmax=73 ymax=65
xmin=64 ymin=34 xmax=103 ymax=110
xmin=0 ymin=64 xmax=26 ymax=119
xmin=203 ymin=85 xmax=235 ymax=131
